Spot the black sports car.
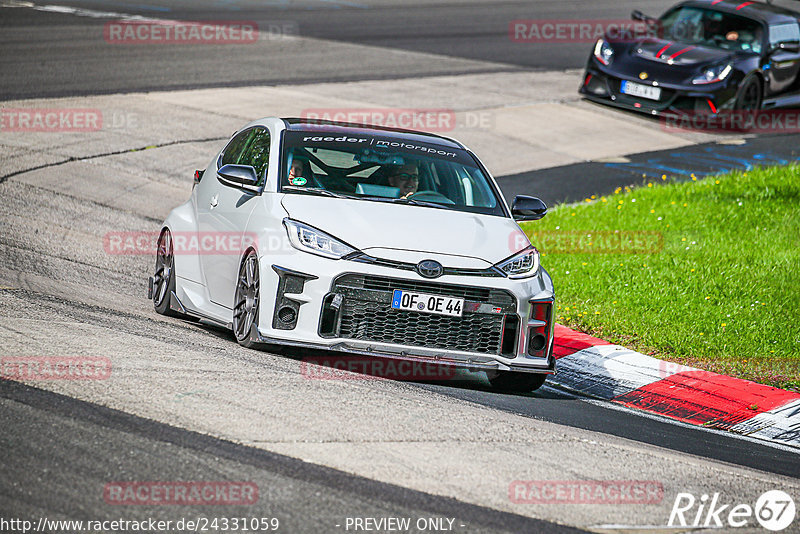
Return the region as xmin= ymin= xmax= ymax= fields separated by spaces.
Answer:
xmin=580 ymin=0 xmax=800 ymax=115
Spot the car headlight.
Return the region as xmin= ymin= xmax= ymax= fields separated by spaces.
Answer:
xmin=495 ymin=247 xmax=540 ymax=279
xmin=692 ymin=63 xmax=732 ymax=84
xmin=593 ymin=39 xmax=614 ymax=66
xmin=283 ymin=219 xmax=358 ymax=259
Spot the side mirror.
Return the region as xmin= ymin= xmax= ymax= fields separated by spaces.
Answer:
xmin=217 ymin=164 xmax=261 ymax=192
xmin=511 ymin=195 xmax=547 ymax=221
xmin=194 ymin=169 xmax=204 ymax=185
xmin=631 ymin=9 xmax=659 ymax=29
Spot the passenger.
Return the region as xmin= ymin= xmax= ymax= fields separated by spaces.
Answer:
xmin=288 ymin=158 xmax=307 ymax=185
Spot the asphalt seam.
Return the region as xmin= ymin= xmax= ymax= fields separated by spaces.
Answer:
xmin=0 ymin=137 xmax=227 ymax=184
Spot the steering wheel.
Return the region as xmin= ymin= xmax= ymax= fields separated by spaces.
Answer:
xmin=407 ymin=190 xmax=456 ymax=204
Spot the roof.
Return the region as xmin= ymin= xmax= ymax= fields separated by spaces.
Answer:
xmin=281 ymin=118 xmax=465 ymax=150
xmin=679 ymin=0 xmax=800 ymax=24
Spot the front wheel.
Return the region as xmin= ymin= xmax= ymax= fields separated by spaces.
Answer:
xmin=232 ymin=251 xmax=261 ymax=348
xmin=153 ymin=229 xmax=181 ymax=317
xmin=488 ymin=371 xmax=547 ymax=393
xmin=734 ymin=74 xmax=762 ymax=111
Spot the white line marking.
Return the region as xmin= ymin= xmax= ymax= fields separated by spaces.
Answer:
xmin=2 ymin=1 xmax=165 ymax=21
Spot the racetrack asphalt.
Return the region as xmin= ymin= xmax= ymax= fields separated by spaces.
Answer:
xmin=2 ymin=1 xmax=799 ymax=531
xmin=0 ymin=379 xmax=585 ymax=533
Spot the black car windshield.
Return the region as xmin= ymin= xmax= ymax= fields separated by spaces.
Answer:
xmin=659 ymin=7 xmax=763 ymax=53
xmin=279 ymin=131 xmax=506 ymax=216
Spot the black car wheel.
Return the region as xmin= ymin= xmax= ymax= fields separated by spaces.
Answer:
xmin=488 ymin=371 xmax=547 ymax=393
xmin=233 ymin=250 xmax=260 ymax=348
xmin=153 ymin=229 xmax=180 ymax=317
xmin=734 ymin=74 xmax=762 ymax=111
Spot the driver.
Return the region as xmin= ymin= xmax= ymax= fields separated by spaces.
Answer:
xmin=386 ymin=163 xmax=419 ymax=198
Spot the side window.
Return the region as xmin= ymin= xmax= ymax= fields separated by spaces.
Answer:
xmin=219 ymin=129 xmax=254 ymax=167
xmin=769 ymin=22 xmax=800 ymax=48
xmin=239 ymin=128 xmax=271 ymax=184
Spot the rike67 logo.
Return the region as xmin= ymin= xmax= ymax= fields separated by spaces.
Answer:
xmin=669 ymin=490 xmax=796 ymax=531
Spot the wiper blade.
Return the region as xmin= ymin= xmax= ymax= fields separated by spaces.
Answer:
xmin=281 ymin=187 xmax=447 ymax=209
xmin=390 ymin=197 xmax=448 ymax=209
xmin=355 ymin=195 xmax=398 ymax=203
xmin=281 ymin=186 xmax=354 ymax=199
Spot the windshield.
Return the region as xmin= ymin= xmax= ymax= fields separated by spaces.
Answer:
xmin=659 ymin=7 xmax=763 ymax=53
xmin=279 ymin=131 xmax=506 ymax=216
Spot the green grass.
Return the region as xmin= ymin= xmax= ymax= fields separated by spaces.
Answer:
xmin=521 ymin=164 xmax=800 ymax=392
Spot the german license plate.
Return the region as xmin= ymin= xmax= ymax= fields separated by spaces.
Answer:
xmin=620 ymin=80 xmax=661 ymax=100
xmin=391 ymin=290 xmax=463 ymax=317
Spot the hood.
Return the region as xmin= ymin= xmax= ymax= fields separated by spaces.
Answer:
xmin=280 ymin=195 xmax=530 ymax=267
xmin=603 ymin=37 xmax=737 ymax=85
xmin=631 ymin=38 xmax=733 ymax=67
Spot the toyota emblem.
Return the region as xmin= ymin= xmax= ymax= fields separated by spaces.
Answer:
xmin=416 ymin=260 xmax=443 ymax=279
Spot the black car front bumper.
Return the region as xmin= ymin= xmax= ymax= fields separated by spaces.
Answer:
xmin=579 ymin=66 xmax=738 ymax=116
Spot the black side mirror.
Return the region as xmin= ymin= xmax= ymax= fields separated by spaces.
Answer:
xmin=511 ymin=195 xmax=547 ymax=221
xmin=631 ymin=9 xmax=659 ymax=29
xmin=217 ymin=164 xmax=261 ymax=193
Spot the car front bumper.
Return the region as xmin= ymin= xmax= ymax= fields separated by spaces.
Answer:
xmin=252 ymin=250 xmax=556 ymax=375
xmin=579 ymin=64 xmax=738 ymax=115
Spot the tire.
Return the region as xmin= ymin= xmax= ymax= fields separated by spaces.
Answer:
xmin=488 ymin=371 xmax=547 ymax=393
xmin=232 ymin=250 xmax=261 ymax=348
xmin=153 ymin=229 xmax=181 ymax=317
xmin=734 ymin=74 xmax=762 ymax=111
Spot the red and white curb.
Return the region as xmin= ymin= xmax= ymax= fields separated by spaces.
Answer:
xmin=550 ymin=324 xmax=800 ymax=449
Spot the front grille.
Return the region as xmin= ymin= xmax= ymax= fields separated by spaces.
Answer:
xmin=347 ymin=253 xmax=504 ymax=278
xmin=327 ymin=274 xmax=517 ymax=356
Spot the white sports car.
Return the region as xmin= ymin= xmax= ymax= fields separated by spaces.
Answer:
xmin=150 ymin=117 xmax=556 ymax=392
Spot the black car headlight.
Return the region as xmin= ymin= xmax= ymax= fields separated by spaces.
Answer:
xmin=692 ymin=63 xmax=732 ymax=84
xmin=495 ymin=247 xmax=540 ymax=279
xmin=593 ymin=39 xmax=614 ymax=66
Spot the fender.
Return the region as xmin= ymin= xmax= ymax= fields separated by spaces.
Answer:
xmin=162 ymin=199 xmax=202 ymax=283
